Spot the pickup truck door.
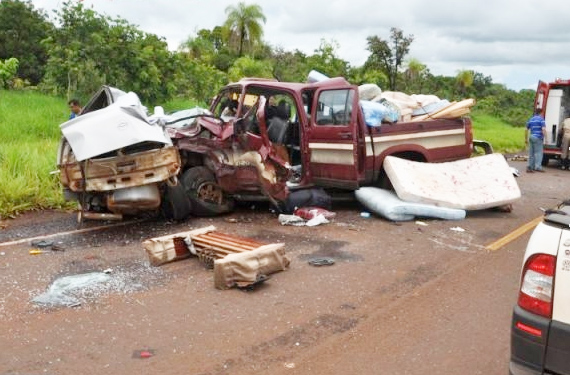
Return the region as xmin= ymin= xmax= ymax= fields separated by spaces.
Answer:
xmin=307 ymin=87 xmax=363 ymax=189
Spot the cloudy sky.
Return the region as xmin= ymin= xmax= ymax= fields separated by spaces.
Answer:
xmin=31 ymin=0 xmax=570 ymax=91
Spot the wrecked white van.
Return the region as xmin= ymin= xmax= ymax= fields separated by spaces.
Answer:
xmin=57 ymin=86 xmax=185 ymax=222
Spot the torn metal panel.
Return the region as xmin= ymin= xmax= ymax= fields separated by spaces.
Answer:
xmin=61 ymin=93 xmax=171 ymax=161
xmin=81 ymin=85 xmax=127 ymax=114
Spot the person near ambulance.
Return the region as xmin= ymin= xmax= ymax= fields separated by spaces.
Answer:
xmin=525 ymin=110 xmax=547 ymax=173
xmin=559 ymin=117 xmax=570 ymax=170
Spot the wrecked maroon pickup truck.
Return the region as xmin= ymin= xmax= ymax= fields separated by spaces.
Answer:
xmin=167 ymin=77 xmax=476 ymax=216
xmin=57 ymin=78 xmax=477 ymax=222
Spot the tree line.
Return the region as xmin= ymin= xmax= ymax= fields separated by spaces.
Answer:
xmin=0 ymin=0 xmax=534 ymax=126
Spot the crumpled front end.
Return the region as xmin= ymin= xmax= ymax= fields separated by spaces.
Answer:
xmin=57 ymin=87 xmax=181 ymax=220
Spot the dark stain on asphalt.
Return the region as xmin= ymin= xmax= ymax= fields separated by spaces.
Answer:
xmin=298 ymin=240 xmax=364 ymax=262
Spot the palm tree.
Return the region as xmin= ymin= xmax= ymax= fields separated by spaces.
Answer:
xmin=223 ymin=2 xmax=266 ymax=57
xmin=456 ymin=69 xmax=474 ymax=97
xmin=404 ymin=58 xmax=428 ymax=92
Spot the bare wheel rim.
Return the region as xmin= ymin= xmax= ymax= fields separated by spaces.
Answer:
xmin=196 ymin=181 xmax=223 ymax=205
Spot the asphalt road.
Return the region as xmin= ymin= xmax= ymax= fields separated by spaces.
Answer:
xmin=0 ymin=159 xmax=568 ymax=375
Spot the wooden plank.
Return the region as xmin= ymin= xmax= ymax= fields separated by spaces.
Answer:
xmin=429 ymin=98 xmax=475 ymax=119
xmin=192 ymin=236 xmax=256 ymax=252
xmin=194 ymin=233 xmax=261 ymax=250
xmin=411 ymin=101 xmax=457 ymax=122
xmin=201 ymin=231 xmax=265 ymax=248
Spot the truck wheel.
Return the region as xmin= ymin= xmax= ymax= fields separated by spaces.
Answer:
xmin=182 ymin=166 xmax=234 ymax=216
xmin=161 ymin=183 xmax=192 ymax=221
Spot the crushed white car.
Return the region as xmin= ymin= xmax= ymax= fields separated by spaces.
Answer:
xmin=57 ymin=86 xmax=187 ymax=222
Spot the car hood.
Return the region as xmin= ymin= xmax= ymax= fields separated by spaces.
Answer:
xmin=60 ymin=91 xmax=171 ymax=161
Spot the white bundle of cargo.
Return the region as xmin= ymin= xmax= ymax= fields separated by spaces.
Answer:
xmin=357 ymin=83 xmax=476 ymax=124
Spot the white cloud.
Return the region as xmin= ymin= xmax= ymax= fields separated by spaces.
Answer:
xmin=30 ymin=0 xmax=570 ymax=91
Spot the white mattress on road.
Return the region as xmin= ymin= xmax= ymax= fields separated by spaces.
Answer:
xmin=355 ymin=187 xmax=466 ymax=221
xmin=383 ymin=153 xmax=521 ymax=210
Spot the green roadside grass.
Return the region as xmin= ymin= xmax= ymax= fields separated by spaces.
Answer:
xmin=0 ymin=89 xmax=526 ymax=219
xmin=0 ymin=90 xmax=71 ymax=218
xmin=471 ymin=112 xmax=525 ymax=154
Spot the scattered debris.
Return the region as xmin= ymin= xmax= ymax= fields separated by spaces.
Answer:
xmin=31 ymin=239 xmax=54 ymax=248
xmin=237 ymin=274 xmax=270 ymax=291
xmin=278 ymin=210 xmax=332 ymax=227
xmin=32 ymin=272 xmax=112 ymax=307
xmin=278 ymin=214 xmax=306 ymax=226
xmin=51 ymin=244 xmax=66 ymax=251
xmin=450 ymin=227 xmax=466 ymax=232
xmin=360 ymin=212 xmax=371 ymax=218
xmin=293 ymin=207 xmax=336 ymax=221
xmin=510 ymin=155 xmax=528 ymax=161
xmin=305 ymin=215 xmax=330 ymax=227
xmin=31 ymin=263 xmax=167 ymax=308
xmin=212 ymin=242 xmax=289 ymax=290
xmin=415 ymin=221 xmax=428 ymax=226
xmin=29 ymin=239 xmax=66 ymax=252
xmin=143 ymin=226 xmax=290 ymax=290
xmin=142 ymin=232 xmax=194 ymax=266
xmin=308 ymin=257 xmax=335 ymax=267
xmin=132 ymin=349 xmax=155 ymax=359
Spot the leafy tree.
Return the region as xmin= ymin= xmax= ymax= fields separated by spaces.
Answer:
xmin=455 ymin=69 xmax=474 ymax=97
xmin=306 ymin=39 xmax=349 ymax=78
xmin=41 ymin=1 xmax=174 ymax=104
xmin=227 ymin=55 xmax=273 ymax=82
xmin=365 ymin=28 xmax=414 ymax=91
xmin=0 ymin=0 xmax=52 ymax=85
xmin=180 ymin=27 xmax=235 ymax=72
xmin=223 ymin=2 xmax=266 ymax=57
xmin=347 ymin=65 xmax=389 ymax=88
xmin=402 ymin=58 xmax=429 ymax=93
xmin=270 ymin=47 xmax=308 ymax=82
xmin=470 ymin=72 xmax=493 ymax=97
xmin=171 ymin=53 xmax=227 ymax=105
xmin=0 ymin=57 xmax=19 ymax=88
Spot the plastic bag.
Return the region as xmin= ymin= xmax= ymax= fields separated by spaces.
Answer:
xmin=294 ymin=207 xmax=336 ymax=220
xmin=360 ymin=100 xmax=400 ymax=126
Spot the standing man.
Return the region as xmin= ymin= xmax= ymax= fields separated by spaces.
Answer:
xmin=68 ymin=99 xmax=82 ymax=119
xmin=525 ymin=110 xmax=547 ymax=173
xmin=559 ymin=117 xmax=570 ymax=169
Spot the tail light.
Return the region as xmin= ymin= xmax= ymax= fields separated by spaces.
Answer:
xmin=517 ymin=254 xmax=556 ymax=318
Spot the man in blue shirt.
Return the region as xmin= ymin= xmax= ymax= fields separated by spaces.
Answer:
xmin=525 ymin=110 xmax=547 ymax=172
